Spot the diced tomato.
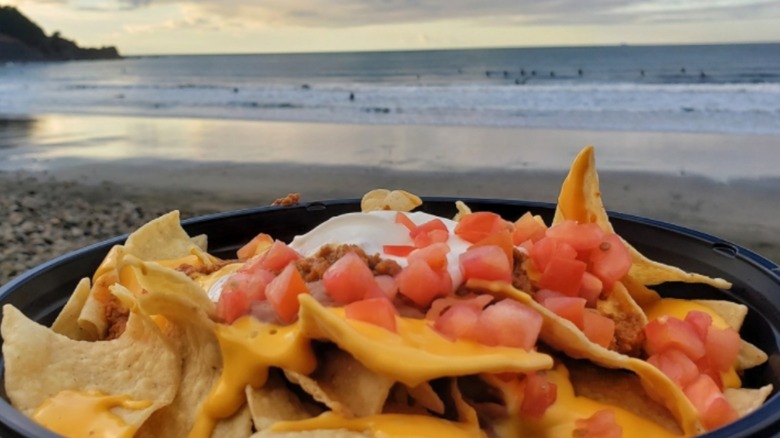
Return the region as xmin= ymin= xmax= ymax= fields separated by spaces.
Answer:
xmin=705 ymin=326 xmax=741 ymax=372
xmin=459 ymin=245 xmax=512 ymax=283
xmin=530 ymin=237 xmax=577 ymax=272
xmin=408 ymin=242 xmax=450 ymax=272
xmin=542 ymin=296 xmax=586 ymax=329
xmin=455 ymin=212 xmax=508 ymax=243
xmin=546 ymin=220 xmax=605 ymax=252
xmin=413 ymin=226 xmax=449 ymax=249
xmin=244 ymin=240 xmax=301 ymax=273
xmin=685 ymin=311 xmax=713 ymax=341
xmin=534 ymin=288 xmax=567 ymax=303
xmin=647 ymin=349 xmax=700 ymax=388
xmin=520 ymin=372 xmax=557 ymax=419
xmin=579 ymin=271 xmax=603 ymax=307
xmin=410 ymin=218 xmax=448 ymax=238
xmin=582 ymin=310 xmax=615 ymax=349
xmin=264 ymin=263 xmax=309 ymax=324
xmin=474 ymin=229 xmax=514 ymax=267
xmin=538 ymin=256 xmax=587 ymax=296
xmin=383 ymin=245 xmax=416 ymax=257
xmin=395 ymin=212 xmax=416 ymax=232
xmin=589 ymin=233 xmax=631 ymax=289
xmin=345 ymin=297 xmax=398 ymax=332
xmin=645 ymin=316 xmax=706 ymax=360
xmin=222 ymin=269 xmax=275 ymax=302
xmin=374 ymin=275 xmax=398 ymax=300
xmin=434 ymin=304 xmax=481 ymax=341
xmin=216 ymin=289 xmax=250 ymax=324
xmin=323 ymin=252 xmax=382 ymax=304
xmin=512 ymin=212 xmax=548 ymax=245
xmin=396 ymin=260 xmax=451 ymax=307
xmin=573 ymin=410 xmax=623 ymax=438
xmin=683 ymin=374 xmax=738 ymax=431
xmin=426 ymin=294 xmax=493 ymax=320
xmin=695 ymin=357 xmax=724 ymax=390
xmin=236 ymin=232 xmax=274 ymax=261
xmin=476 ymin=299 xmax=542 ymax=350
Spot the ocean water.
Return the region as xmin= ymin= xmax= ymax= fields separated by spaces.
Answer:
xmin=0 ymin=43 xmax=779 ymax=134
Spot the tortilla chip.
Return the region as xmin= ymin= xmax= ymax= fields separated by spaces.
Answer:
xmin=472 ymin=279 xmax=702 ymax=435
xmin=191 ymin=233 xmax=209 ymax=251
xmin=405 ymin=382 xmax=446 ymax=415
xmin=725 ymin=385 xmax=774 ymax=418
xmin=566 ymin=358 xmax=682 ymax=434
xmin=213 ymin=404 xmax=253 ymax=438
xmin=453 ymin=200 xmax=472 ymax=221
xmin=737 ymin=341 xmax=769 ymax=371
xmin=51 ymin=277 xmax=94 ymax=341
xmin=361 ymin=189 xmax=422 ymax=212
xmin=247 ymin=371 xmax=319 ymax=432
xmin=1 ymin=304 xmax=180 ymax=431
xmin=124 ymin=211 xmax=211 ymax=263
xmin=693 ymin=299 xmax=747 ymax=330
xmin=553 ymin=145 xmax=731 ymax=292
xmin=114 ymin=258 xmax=222 ymax=438
xmin=284 ymin=348 xmax=395 ymax=418
xmin=253 ymin=430 xmax=370 ymax=438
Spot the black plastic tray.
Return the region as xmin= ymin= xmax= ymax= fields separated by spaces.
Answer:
xmin=1 ymin=198 xmax=779 ymax=437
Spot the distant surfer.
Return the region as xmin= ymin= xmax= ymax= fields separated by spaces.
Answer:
xmin=349 ymin=92 xmax=355 ymax=101
xmin=640 ymin=69 xmax=645 ymax=77
xmin=578 ymin=69 xmax=583 ymax=76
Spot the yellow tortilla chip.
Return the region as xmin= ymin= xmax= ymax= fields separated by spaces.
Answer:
xmin=553 ymin=145 xmax=731 ymax=292
xmin=361 ymin=189 xmax=422 ymax=212
xmin=247 ymin=371 xmax=320 ymax=432
xmin=51 ymin=277 xmax=94 ymax=341
xmin=453 ymin=200 xmax=472 ymax=222
xmin=405 ymin=382 xmax=446 ymax=415
xmin=1 ymin=304 xmax=180 ymax=434
xmin=725 ymin=385 xmax=774 ymax=418
xmin=284 ymin=348 xmax=395 ymax=418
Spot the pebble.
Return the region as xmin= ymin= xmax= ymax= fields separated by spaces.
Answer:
xmin=0 ymin=174 xmax=219 ymax=286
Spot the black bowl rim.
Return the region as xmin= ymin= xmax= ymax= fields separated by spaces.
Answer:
xmin=0 ymin=197 xmax=779 ymax=438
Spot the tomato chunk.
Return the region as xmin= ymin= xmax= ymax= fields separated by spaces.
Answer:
xmin=685 ymin=311 xmax=713 ymax=341
xmin=476 ymin=299 xmax=542 ymax=350
xmin=455 ymin=211 xmax=508 ymax=243
xmin=512 ymin=212 xmax=547 ymax=245
xmin=542 ymin=296 xmax=586 ymax=329
xmin=383 ymin=245 xmax=416 ymax=257
xmin=434 ymin=304 xmax=481 ymax=342
xmin=265 ymin=263 xmax=309 ymax=323
xmin=323 ymin=252 xmax=382 ymax=304
xmin=345 ymin=297 xmax=398 ymax=332
xmin=408 ymin=242 xmax=450 ymax=272
xmin=459 ymin=245 xmax=512 ymax=283
xmin=427 ymin=294 xmax=493 ymax=320
xmin=582 ymin=310 xmax=615 ymax=349
xmin=244 ymin=240 xmax=301 ymax=273
xmin=410 ymin=218 xmax=448 ymax=238
xmin=647 ymin=349 xmax=700 ymax=388
xmin=579 ymin=271 xmax=603 ymax=307
xmin=589 ymin=233 xmax=631 ymax=289
xmin=573 ymin=410 xmax=622 ymax=438
xmin=473 ymin=229 xmax=514 ymax=266
xmin=237 ymin=232 xmax=274 ymax=261
xmin=530 ymin=237 xmax=577 ymax=272
xmin=520 ymin=372 xmax=557 ymax=419
xmin=705 ymin=325 xmax=741 ymax=372
xmin=396 ymin=260 xmax=451 ymax=307
xmin=538 ymin=256 xmax=587 ymax=297
xmin=684 ymin=374 xmax=738 ymax=431
xmin=374 ymin=275 xmax=398 ymax=300
xmin=645 ymin=316 xmax=706 ymax=360
xmin=216 ymin=289 xmax=250 ymax=324
xmin=395 ymin=212 xmax=416 ymax=232
xmin=546 ymin=220 xmax=605 ymax=252
xmin=223 ymin=269 xmax=275 ymax=302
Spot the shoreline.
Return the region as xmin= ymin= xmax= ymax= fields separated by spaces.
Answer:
xmin=2 ymin=163 xmax=778 ymax=286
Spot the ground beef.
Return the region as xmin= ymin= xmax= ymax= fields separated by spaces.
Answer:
xmin=271 ymin=192 xmax=301 ymax=206
xmin=296 ymin=244 xmax=402 ymax=282
xmin=608 ymin=311 xmax=647 ymax=357
xmin=511 ymin=249 xmax=536 ymax=293
xmin=104 ymin=294 xmax=129 ymax=341
xmin=176 ymin=259 xmax=238 ymax=279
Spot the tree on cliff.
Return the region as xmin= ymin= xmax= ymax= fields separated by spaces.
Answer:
xmin=0 ymin=5 xmax=120 ymax=61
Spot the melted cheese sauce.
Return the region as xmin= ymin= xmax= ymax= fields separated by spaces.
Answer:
xmin=491 ymin=365 xmax=683 ymax=438
xmin=32 ymin=390 xmax=151 ymax=438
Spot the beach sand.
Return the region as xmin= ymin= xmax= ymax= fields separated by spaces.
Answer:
xmin=1 ymin=160 xmax=778 ymax=286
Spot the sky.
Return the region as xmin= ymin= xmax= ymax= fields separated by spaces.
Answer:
xmin=5 ymin=0 xmax=780 ymax=55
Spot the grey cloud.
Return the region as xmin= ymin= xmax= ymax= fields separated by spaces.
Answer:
xmin=104 ymin=0 xmax=780 ymax=27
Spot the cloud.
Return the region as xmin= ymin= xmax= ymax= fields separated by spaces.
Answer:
xmin=113 ymin=0 xmax=780 ymax=29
